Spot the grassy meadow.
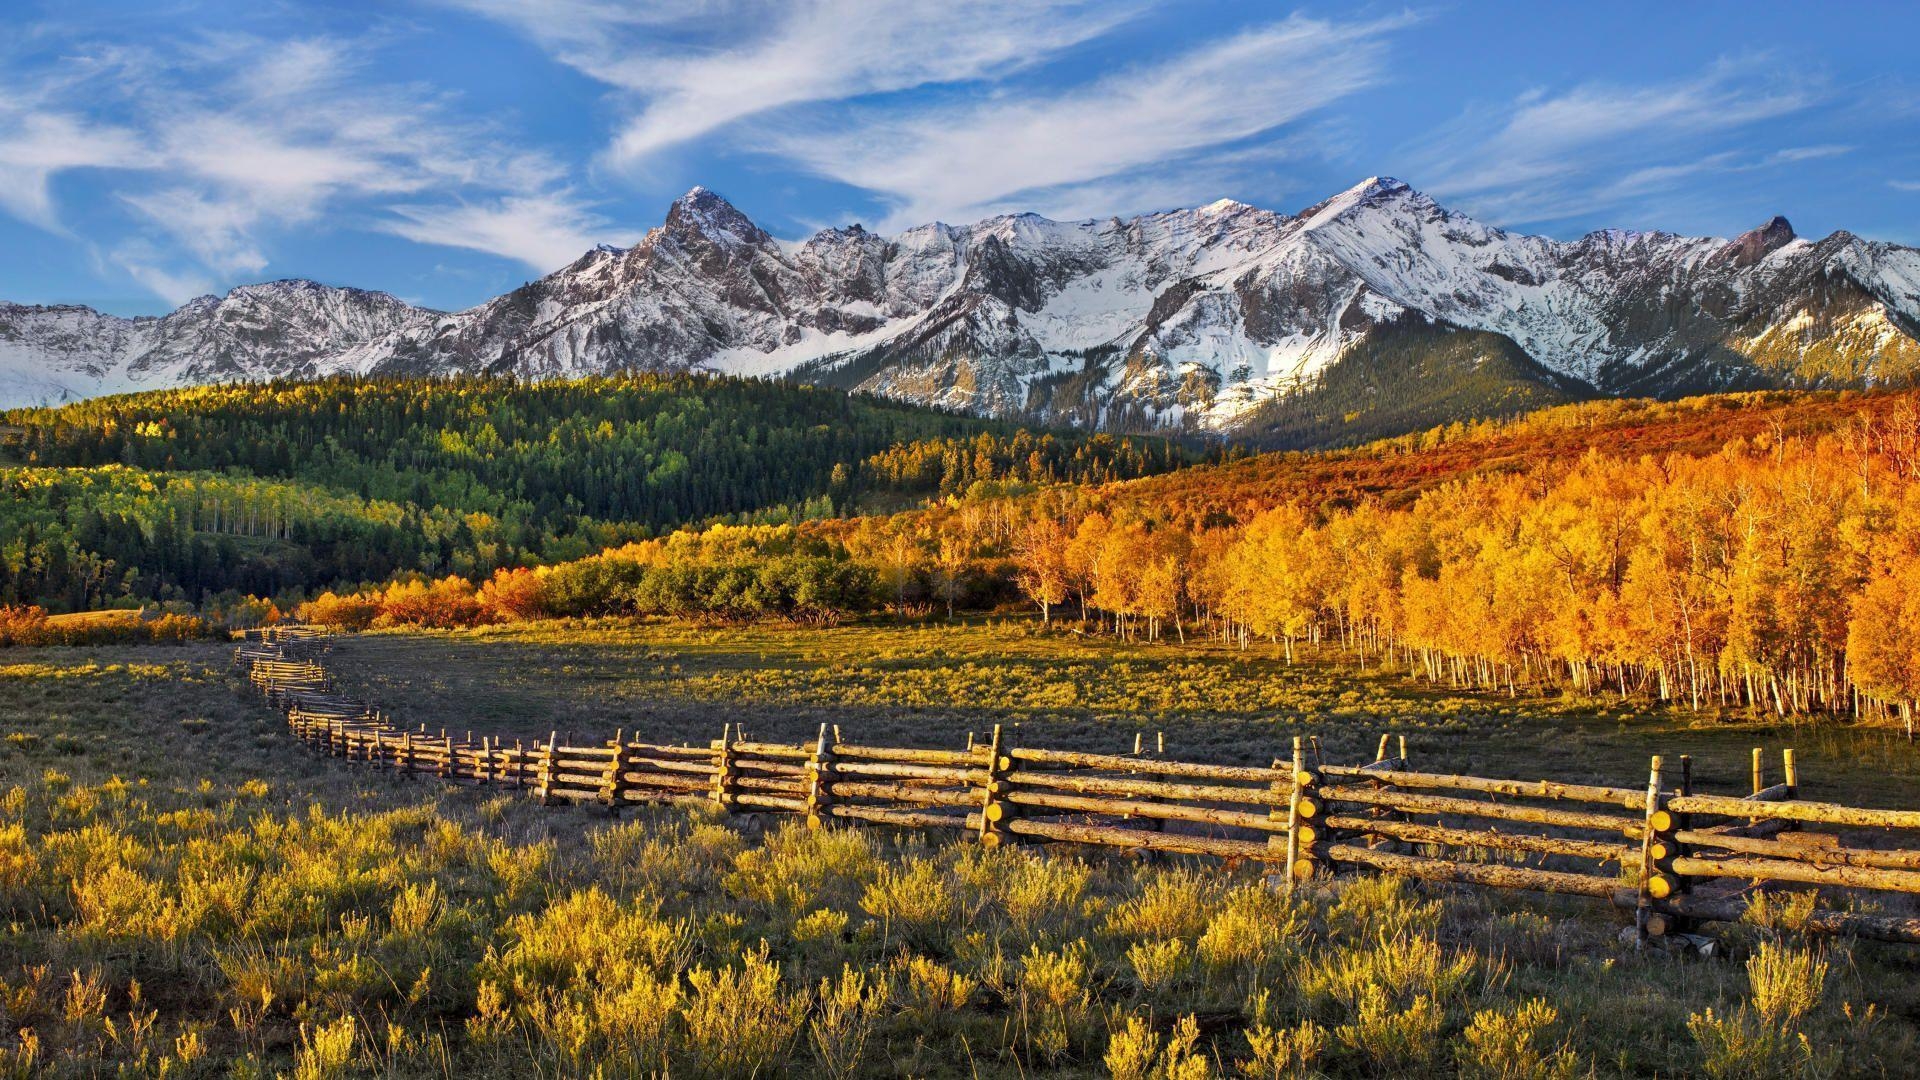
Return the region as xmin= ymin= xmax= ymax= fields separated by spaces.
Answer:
xmin=332 ymin=618 xmax=1920 ymax=809
xmin=3 ymin=627 xmax=1920 ymax=1076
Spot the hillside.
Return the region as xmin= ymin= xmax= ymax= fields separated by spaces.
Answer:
xmin=0 ymin=375 xmax=1187 ymax=612
xmin=276 ymin=387 xmax=1920 ymax=722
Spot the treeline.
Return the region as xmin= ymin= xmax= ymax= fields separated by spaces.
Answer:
xmin=0 ymin=375 xmax=1188 ymax=612
xmin=0 ymin=466 xmax=548 ymax=612
xmin=1006 ymin=393 xmax=1920 ymax=721
xmin=863 ymin=430 xmax=1197 ymax=498
xmin=4 ymin=375 xmax=1184 ymax=533
xmin=0 ymin=605 xmax=218 ymax=647
xmin=298 ymin=526 xmax=888 ymax=629
xmin=297 ymin=389 xmax=1920 ymax=722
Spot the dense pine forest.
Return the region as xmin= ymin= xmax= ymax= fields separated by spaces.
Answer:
xmin=0 ymin=375 xmax=1189 ymax=612
xmin=1239 ymin=322 xmax=1583 ymax=450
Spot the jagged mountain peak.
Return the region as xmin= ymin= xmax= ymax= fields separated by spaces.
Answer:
xmin=1720 ymin=215 xmax=1798 ymax=267
xmin=1351 ymin=175 xmax=1413 ymax=197
xmin=1296 ymin=175 xmax=1436 ymax=230
xmin=662 ymin=186 xmax=768 ymax=248
xmin=6 ymin=178 xmax=1920 ymax=438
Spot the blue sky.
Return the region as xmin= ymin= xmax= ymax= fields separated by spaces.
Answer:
xmin=4 ymin=1 xmax=1916 ymax=316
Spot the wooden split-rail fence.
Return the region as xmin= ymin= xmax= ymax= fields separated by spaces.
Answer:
xmin=238 ymin=627 xmax=1920 ymax=944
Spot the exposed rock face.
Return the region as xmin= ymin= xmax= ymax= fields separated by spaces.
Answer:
xmin=6 ymin=180 xmax=1919 ymax=434
xmin=0 ymin=281 xmax=435 ymax=407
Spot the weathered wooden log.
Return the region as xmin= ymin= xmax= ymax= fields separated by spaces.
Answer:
xmin=1608 ymin=891 xmax=1920 ymax=944
xmin=729 ymin=741 xmax=812 ymax=759
xmin=832 ymin=760 xmax=989 ymax=783
xmin=1673 ymin=830 xmax=1920 ymax=870
xmin=832 ymin=744 xmax=985 ymax=766
xmin=1670 ymin=853 xmax=1920 ymax=893
xmin=1323 ymin=815 xmax=1630 ymax=863
xmin=1331 ymin=844 xmax=1622 ymax=898
xmin=827 ymin=804 xmax=975 ymax=829
xmin=1002 ymin=789 xmax=1288 ymax=833
xmin=731 ymin=759 xmax=809 ymax=778
xmin=1009 ymin=747 xmax=1292 ymax=785
xmin=624 ymin=741 xmax=721 ymax=758
xmin=618 ymin=772 xmax=713 ymax=793
xmin=1319 ymin=765 xmax=1644 ymax=809
xmin=1698 ymin=817 xmax=1795 ymax=840
xmin=733 ymin=793 xmax=808 ymax=813
xmin=617 ymin=789 xmax=713 ymax=808
xmin=1667 ymin=794 xmax=1920 ymax=830
xmin=1007 ymin=770 xmax=1287 ymax=807
xmin=542 ymin=786 xmax=605 ymax=804
xmin=1321 ymin=785 xmax=1644 ymax=837
xmin=734 ymin=775 xmax=808 ymax=795
xmin=825 ymin=780 xmax=979 ymax=807
xmin=622 ymin=755 xmax=717 ymax=776
xmin=1005 ymin=818 xmax=1281 ymax=861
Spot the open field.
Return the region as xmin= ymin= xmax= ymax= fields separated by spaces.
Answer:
xmin=6 ymin=633 xmax=1920 ymax=1076
xmin=332 ymin=618 xmax=1920 ymax=810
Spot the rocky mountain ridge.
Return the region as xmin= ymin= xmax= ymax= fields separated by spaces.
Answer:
xmin=5 ymin=178 xmax=1917 ymax=437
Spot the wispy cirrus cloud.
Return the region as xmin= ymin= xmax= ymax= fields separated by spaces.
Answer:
xmin=0 ymin=29 xmax=611 ymax=302
xmin=1417 ymin=60 xmax=1828 ymax=226
xmin=385 ymin=193 xmax=619 ymax=271
xmin=446 ymin=0 xmax=1146 ymax=168
xmin=760 ymin=14 xmax=1410 ymax=228
xmin=445 ymin=0 xmax=1407 ymax=229
xmin=0 ymin=111 xmax=149 ymax=232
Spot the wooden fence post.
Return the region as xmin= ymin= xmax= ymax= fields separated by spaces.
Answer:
xmin=1131 ymin=732 xmax=1166 ymax=834
xmin=1267 ymin=754 xmax=1291 ymax=876
xmin=805 ymin=724 xmax=835 ymax=829
xmin=602 ymin=730 xmax=630 ymax=811
xmin=1635 ymin=755 xmax=1677 ymax=942
xmin=1642 ymin=756 xmax=1695 ymax=938
xmin=977 ymin=724 xmax=1013 ymax=846
xmin=710 ymin=724 xmax=736 ymax=812
xmin=1284 ymin=736 xmax=1324 ymax=891
xmin=1362 ymin=732 xmax=1401 ymax=851
xmin=538 ymin=730 xmax=559 ymax=806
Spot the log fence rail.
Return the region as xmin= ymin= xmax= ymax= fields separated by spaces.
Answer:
xmin=239 ymin=628 xmax=1920 ymax=945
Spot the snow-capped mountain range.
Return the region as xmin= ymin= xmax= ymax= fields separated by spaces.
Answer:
xmin=5 ymin=178 xmax=1918 ymax=434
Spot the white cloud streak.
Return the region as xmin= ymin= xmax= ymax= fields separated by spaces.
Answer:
xmin=385 ymin=193 xmax=620 ymax=270
xmin=0 ymin=109 xmax=151 ymax=231
xmin=763 ymin=15 xmax=1406 ymax=228
xmin=447 ymin=0 xmax=1145 ymax=167
xmin=1418 ymin=61 xmax=1826 ymax=226
xmin=0 ymin=31 xmax=612 ymax=300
